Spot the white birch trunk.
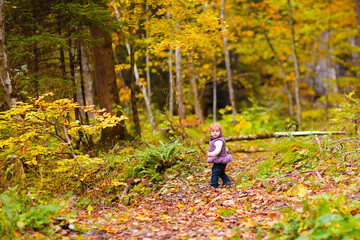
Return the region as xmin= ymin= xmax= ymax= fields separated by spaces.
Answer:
xmin=221 ymin=0 xmax=236 ymax=126
xmin=288 ymin=0 xmax=302 ymax=129
xmin=0 ymin=0 xmax=16 ymax=108
xmin=82 ymin=47 xmax=95 ymax=118
xmin=175 ymin=46 xmax=185 ymax=120
xmin=113 ymin=2 xmax=156 ymax=133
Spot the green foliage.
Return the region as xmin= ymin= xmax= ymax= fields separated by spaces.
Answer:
xmin=121 ymin=139 xmax=194 ymax=183
xmin=218 ymin=207 xmax=236 ymax=217
xmin=256 ymin=137 xmax=320 ymax=180
xmin=217 ymin=100 xmax=286 ymax=136
xmin=267 ymin=195 xmax=360 ymax=240
xmin=330 ymin=91 xmax=360 ymax=135
xmin=272 ymin=138 xmax=320 ymax=169
xmin=0 ymin=187 xmax=59 ymax=239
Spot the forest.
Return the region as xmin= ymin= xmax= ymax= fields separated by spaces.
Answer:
xmin=1 ymin=0 xmax=360 ymax=239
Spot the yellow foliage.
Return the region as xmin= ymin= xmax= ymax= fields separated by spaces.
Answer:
xmin=0 ymin=93 xmax=128 ymax=192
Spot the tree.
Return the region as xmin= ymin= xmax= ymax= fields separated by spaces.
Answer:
xmin=189 ymin=54 xmax=204 ymax=123
xmin=112 ymin=0 xmax=155 ymax=134
xmin=356 ymin=0 xmax=360 ymax=86
xmin=288 ymin=0 xmax=302 ymax=129
xmin=0 ymin=0 xmax=16 ymax=108
xmin=90 ymin=15 xmax=127 ymax=141
xmin=175 ymin=46 xmax=186 ymax=120
xmin=221 ymin=0 xmax=236 ymax=126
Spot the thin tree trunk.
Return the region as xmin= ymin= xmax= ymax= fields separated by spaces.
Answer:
xmin=81 ymin=46 xmax=95 ymax=119
xmin=189 ymin=56 xmax=203 ymax=123
xmin=33 ymin=43 xmax=39 ymax=98
xmin=68 ymin=39 xmax=81 ymax=125
xmin=113 ymin=2 xmax=155 ymax=133
xmin=263 ymin=30 xmax=294 ymax=119
xmin=169 ymin=46 xmax=174 ymax=118
xmin=57 ymin=16 xmax=66 ymax=80
xmin=112 ymin=45 xmax=129 ymax=117
xmin=325 ymin=5 xmax=332 ymax=124
xmin=213 ymin=54 xmax=217 ymax=123
xmin=0 ymin=0 xmax=15 ymax=108
xmin=221 ymin=0 xmax=236 ymax=126
xmin=146 ymin=1 xmax=151 ymax=99
xmin=168 ymin=11 xmax=174 ymax=118
xmin=356 ymin=0 xmax=360 ymax=88
xmin=288 ymin=0 xmax=302 ymax=129
xmin=175 ymin=46 xmax=185 ymax=120
xmin=129 ymin=39 xmax=141 ymax=136
xmin=76 ymin=45 xmax=90 ymax=123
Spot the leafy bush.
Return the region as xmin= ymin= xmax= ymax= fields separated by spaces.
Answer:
xmin=217 ymin=102 xmax=286 ymax=138
xmin=255 ymin=137 xmax=320 ymax=180
xmin=0 ymin=93 xmax=126 ymax=195
xmin=121 ymin=139 xmax=195 ymax=183
xmin=330 ymin=91 xmax=360 ymax=135
xmin=267 ymin=195 xmax=360 ymax=240
xmin=0 ymin=187 xmax=60 ymax=239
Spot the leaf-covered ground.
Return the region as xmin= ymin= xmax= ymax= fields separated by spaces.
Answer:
xmin=63 ymin=152 xmax=341 ymax=239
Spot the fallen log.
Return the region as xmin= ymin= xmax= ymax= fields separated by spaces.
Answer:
xmin=231 ymin=147 xmax=270 ymax=153
xmin=225 ymin=131 xmax=346 ymax=142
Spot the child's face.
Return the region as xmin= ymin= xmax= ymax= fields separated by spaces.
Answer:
xmin=210 ymin=129 xmax=221 ymax=138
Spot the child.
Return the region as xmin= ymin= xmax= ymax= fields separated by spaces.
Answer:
xmin=207 ymin=122 xmax=232 ymax=188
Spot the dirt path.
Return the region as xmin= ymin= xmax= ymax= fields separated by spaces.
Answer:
xmin=67 ymin=153 xmax=311 ymax=239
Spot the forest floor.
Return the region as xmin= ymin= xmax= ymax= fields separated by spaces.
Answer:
xmin=63 ymin=152 xmax=342 ymax=240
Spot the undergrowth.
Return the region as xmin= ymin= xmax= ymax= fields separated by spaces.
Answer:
xmin=0 ymin=187 xmax=61 ymax=240
xmin=264 ymin=195 xmax=360 ymax=239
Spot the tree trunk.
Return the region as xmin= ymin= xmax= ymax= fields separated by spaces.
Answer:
xmin=356 ymin=0 xmax=360 ymax=88
xmin=129 ymin=41 xmax=141 ymax=136
xmin=113 ymin=1 xmax=155 ymax=133
xmin=76 ymin=45 xmax=90 ymax=123
xmin=146 ymin=1 xmax=151 ymax=99
xmin=213 ymin=54 xmax=217 ymax=123
xmin=175 ymin=46 xmax=185 ymax=120
xmin=263 ymin=30 xmax=294 ymax=119
xmin=112 ymin=45 xmax=129 ymax=117
xmin=189 ymin=57 xmax=203 ymax=123
xmin=90 ymin=25 xmax=127 ymax=142
xmin=81 ymin=46 xmax=95 ymax=119
xmin=57 ymin=16 xmax=66 ymax=80
xmin=0 ymin=0 xmax=16 ymax=108
xmin=288 ymin=0 xmax=302 ymax=129
xmin=168 ymin=11 xmax=174 ymax=118
xmin=225 ymin=131 xmax=345 ymax=142
xmin=221 ymin=0 xmax=236 ymax=126
xmin=169 ymin=46 xmax=174 ymax=118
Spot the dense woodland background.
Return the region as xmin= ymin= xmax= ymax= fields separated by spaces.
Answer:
xmin=1 ymin=0 xmax=360 ymax=239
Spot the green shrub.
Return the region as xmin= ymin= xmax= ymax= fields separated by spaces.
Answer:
xmin=0 ymin=187 xmax=60 ymax=239
xmin=271 ymin=137 xmax=320 ymax=170
xmin=121 ymin=139 xmax=194 ymax=183
xmin=267 ymin=195 xmax=360 ymax=240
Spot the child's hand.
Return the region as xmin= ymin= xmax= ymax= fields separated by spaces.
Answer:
xmin=207 ymin=152 xmax=212 ymax=157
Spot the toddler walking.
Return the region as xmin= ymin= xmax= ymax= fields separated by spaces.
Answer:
xmin=207 ymin=122 xmax=232 ymax=189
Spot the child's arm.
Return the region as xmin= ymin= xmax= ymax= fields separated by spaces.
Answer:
xmin=207 ymin=140 xmax=223 ymax=157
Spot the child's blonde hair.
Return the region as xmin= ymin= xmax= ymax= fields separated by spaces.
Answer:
xmin=209 ymin=122 xmax=224 ymax=135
